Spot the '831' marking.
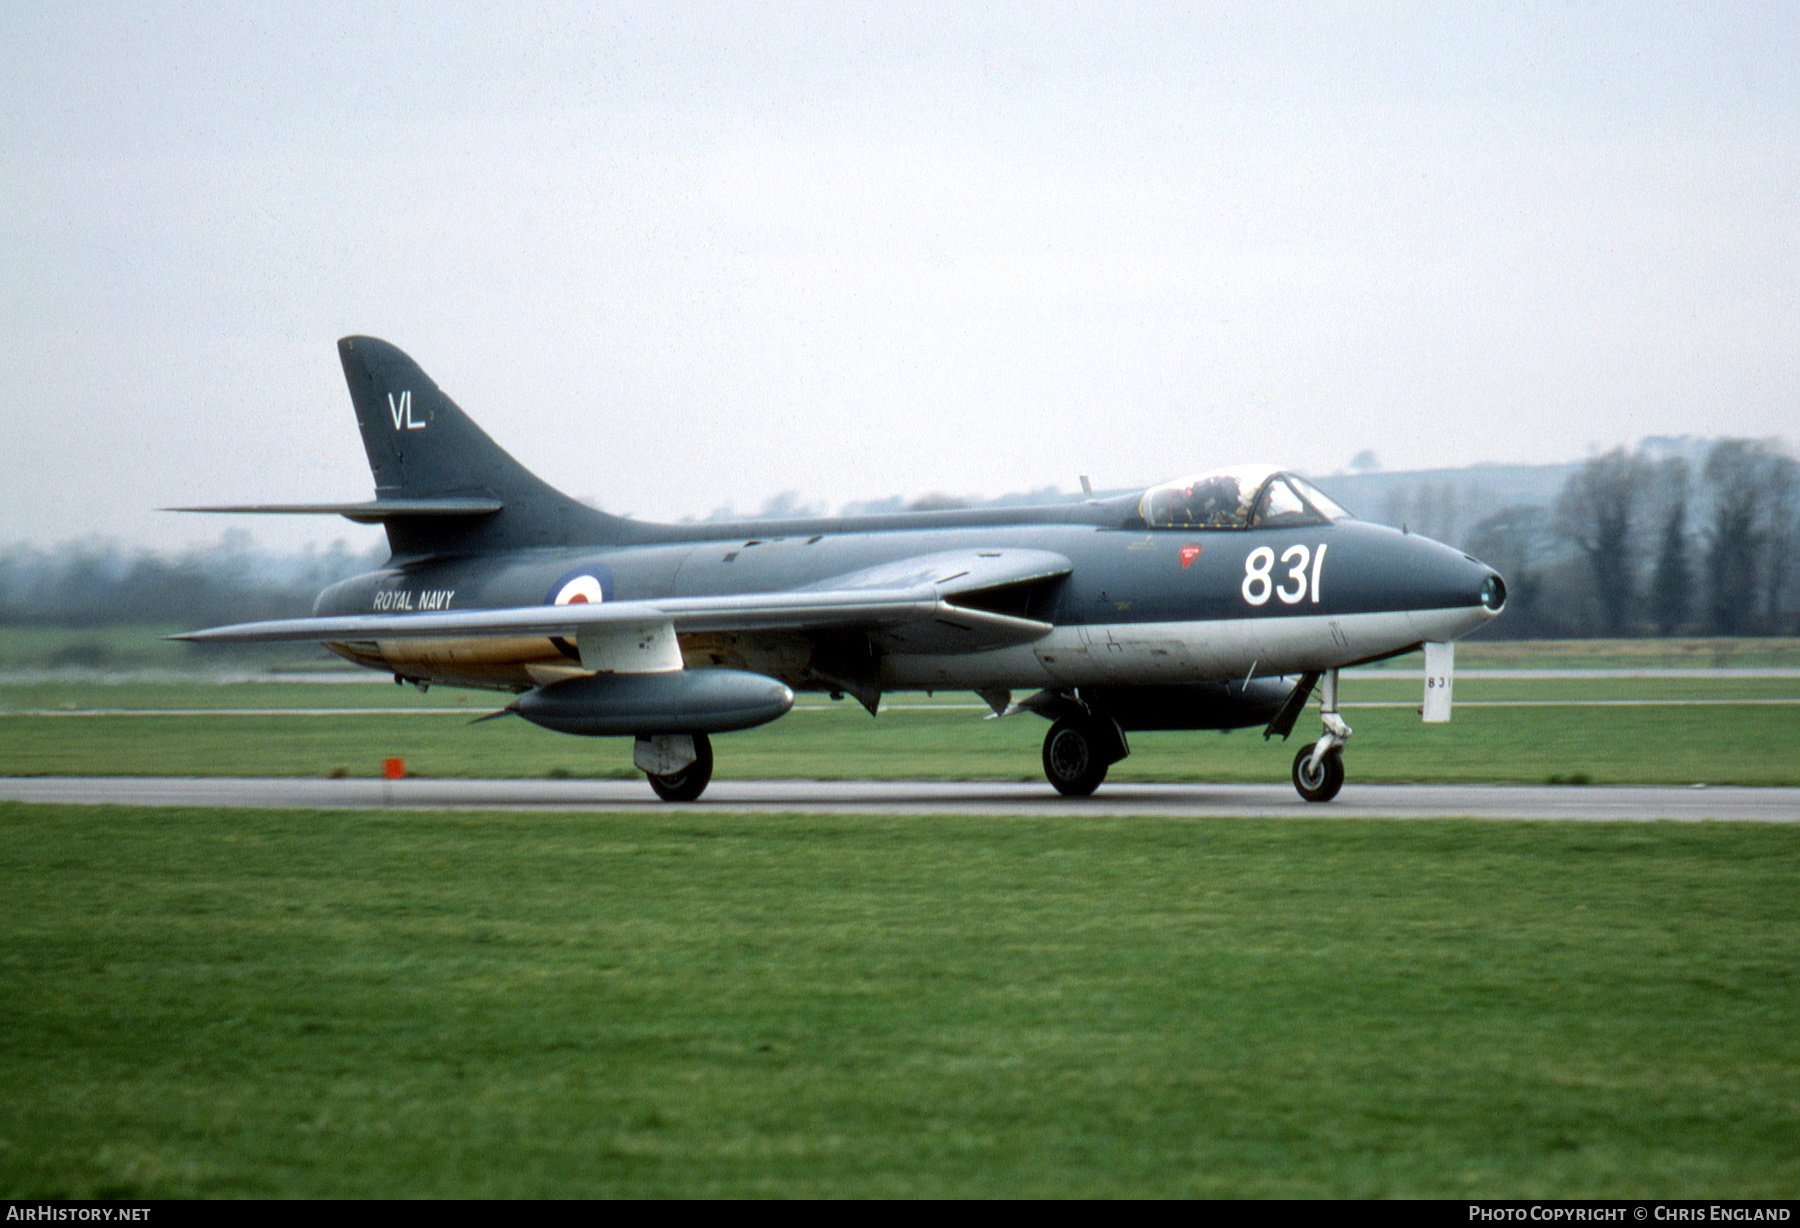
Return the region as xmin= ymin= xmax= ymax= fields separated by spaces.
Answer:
xmin=1242 ymin=543 xmax=1327 ymax=607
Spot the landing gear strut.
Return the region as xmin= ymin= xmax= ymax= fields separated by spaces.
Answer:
xmin=1291 ymin=669 xmax=1350 ymax=803
xmin=638 ymin=732 xmax=714 ymax=802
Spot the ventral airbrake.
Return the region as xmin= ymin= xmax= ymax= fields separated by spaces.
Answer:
xmin=174 ymin=337 xmax=1506 ymax=802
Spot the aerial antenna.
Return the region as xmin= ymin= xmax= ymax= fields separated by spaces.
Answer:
xmin=1079 ymin=475 xmax=1094 ymax=499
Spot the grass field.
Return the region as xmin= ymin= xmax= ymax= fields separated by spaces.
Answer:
xmin=0 ymin=624 xmax=339 ymax=674
xmin=2 ymin=636 xmax=1796 ymax=1197
xmin=4 ymin=625 xmax=1797 ymax=675
xmin=1378 ymin=635 xmax=1800 ymax=672
xmin=1 ymin=803 xmax=1795 ymax=1198
xmin=2 ymin=671 xmax=1796 ymax=785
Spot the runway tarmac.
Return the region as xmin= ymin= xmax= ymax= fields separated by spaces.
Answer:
xmin=2 ymin=776 xmax=1795 ymax=821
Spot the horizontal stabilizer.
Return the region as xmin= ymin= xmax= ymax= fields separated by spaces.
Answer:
xmin=165 ymin=498 xmax=503 ymax=523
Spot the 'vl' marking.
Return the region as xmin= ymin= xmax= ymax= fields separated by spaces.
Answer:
xmin=387 ymin=390 xmax=426 ymax=430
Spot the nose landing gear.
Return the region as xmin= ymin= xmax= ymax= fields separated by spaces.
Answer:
xmin=1292 ymin=669 xmax=1350 ymax=803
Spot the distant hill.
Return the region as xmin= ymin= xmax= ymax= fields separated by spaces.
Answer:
xmin=1311 ymin=462 xmax=1574 ymax=519
xmin=833 ymin=460 xmax=1584 ymax=551
xmin=1306 ymin=462 xmax=1578 ymax=548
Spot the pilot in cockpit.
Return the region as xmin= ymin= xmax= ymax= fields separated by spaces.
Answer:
xmin=1175 ymin=475 xmax=1244 ymax=526
xmin=1140 ymin=468 xmax=1352 ymax=530
xmin=1144 ymin=473 xmax=1250 ymax=528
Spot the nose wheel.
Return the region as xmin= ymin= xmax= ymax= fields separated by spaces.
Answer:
xmin=1291 ymin=669 xmax=1350 ymax=803
xmin=1292 ymin=744 xmax=1344 ymax=802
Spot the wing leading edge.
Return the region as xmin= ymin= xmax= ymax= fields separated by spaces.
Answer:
xmin=173 ymin=548 xmax=1073 ymax=656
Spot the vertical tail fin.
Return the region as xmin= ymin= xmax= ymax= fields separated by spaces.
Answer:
xmin=338 ymin=336 xmax=623 ymax=556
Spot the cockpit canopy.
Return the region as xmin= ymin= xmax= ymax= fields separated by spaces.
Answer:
xmin=1138 ymin=467 xmax=1354 ymax=530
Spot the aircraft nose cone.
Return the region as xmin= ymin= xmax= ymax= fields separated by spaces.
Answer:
xmin=1480 ymin=572 xmax=1506 ymax=613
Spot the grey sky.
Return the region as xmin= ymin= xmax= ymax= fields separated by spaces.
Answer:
xmin=5 ymin=2 xmax=1795 ymax=555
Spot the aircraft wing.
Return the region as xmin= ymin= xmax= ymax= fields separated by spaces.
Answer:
xmin=798 ymin=547 xmax=1070 ymax=652
xmin=173 ymin=548 xmax=1071 ymax=656
xmin=802 ymin=547 xmax=1070 ymax=596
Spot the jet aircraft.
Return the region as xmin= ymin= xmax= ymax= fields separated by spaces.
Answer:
xmin=174 ymin=336 xmax=1506 ymax=802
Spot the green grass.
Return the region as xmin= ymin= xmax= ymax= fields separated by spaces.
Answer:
xmin=0 ymin=633 xmax=1795 ymax=785
xmin=2 ymin=624 xmax=1795 ymax=675
xmin=1 ymin=804 xmax=1795 ymax=1197
xmin=0 ymin=681 xmax=1795 ymax=785
xmin=3 ymin=670 xmax=1797 ymax=711
xmin=0 ymin=624 xmax=339 ymax=674
xmin=1376 ymin=636 xmax=1800 ymax=671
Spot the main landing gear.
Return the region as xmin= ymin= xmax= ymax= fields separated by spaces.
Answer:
xmin=1041 ymin=713 xmax=1130 ymax=798
xmin=637 ymin=732 xmax=714 ymax=802
xmin=1290 ymin=669 xmax=1350 ymax=803
xmin=1032 ymin=673 xmax=1356 ymax=802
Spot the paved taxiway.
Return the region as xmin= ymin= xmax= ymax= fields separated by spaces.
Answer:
xmin=1 ymin=777 xmax=1795 ymax=821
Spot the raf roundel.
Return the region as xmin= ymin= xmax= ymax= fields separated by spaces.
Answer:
xmin=553 ymin=575 xmax=605 ymax=606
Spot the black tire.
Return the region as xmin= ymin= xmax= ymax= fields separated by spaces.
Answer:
xmin=1292 ymin=745 xmax=1345 ymax=803
xmin=1043 ymin=718 xmax=1109 ymax=797
xmin=647 ymin=732 xmax=714 ymax=802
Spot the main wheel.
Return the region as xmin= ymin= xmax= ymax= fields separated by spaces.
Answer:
xmin=1043 ymin=718 xmax=1109 ymax=797
xmin=647 ymin=732 xmax=714 ymax=802
xmin=1292 ymin=745 xmax=1345 ymax=803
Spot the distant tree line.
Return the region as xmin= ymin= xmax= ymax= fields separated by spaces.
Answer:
xmin=4 ymin=440 xmax=1795 ymax=641
xmin=1461 ymin=438 xmax=1797 ymax=638
xmin=0 ymin=532 xmax=385 ymax=628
